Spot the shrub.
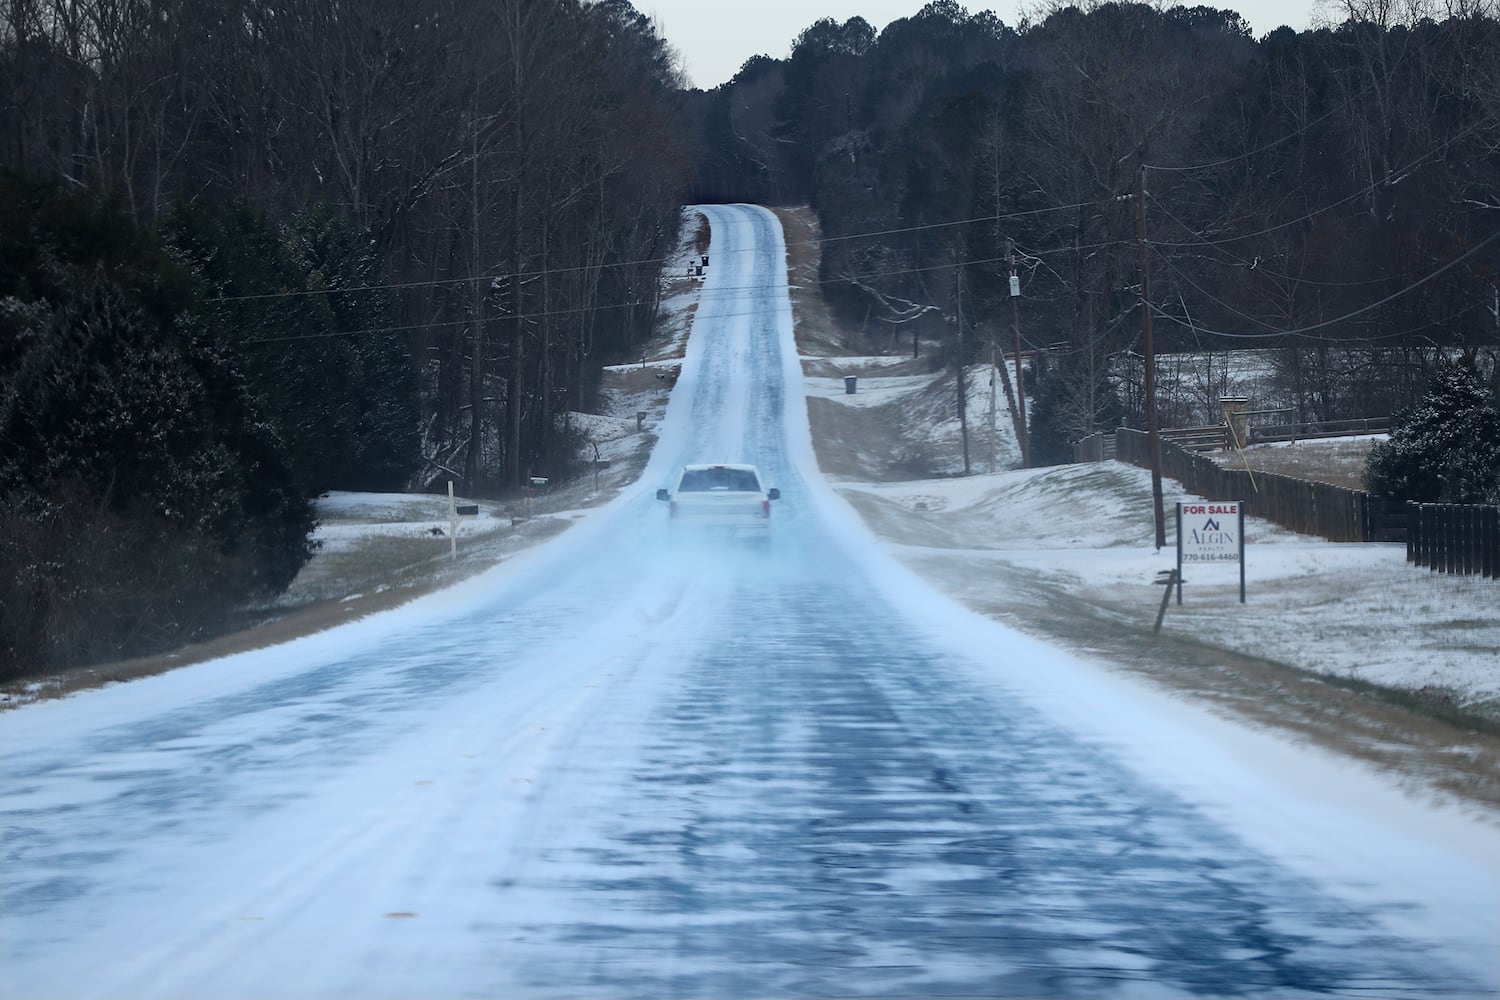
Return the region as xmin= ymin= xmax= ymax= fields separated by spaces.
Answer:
xmin=0 ymin=176 xmax=316 ymax=676
xmin=1365 ymin=363 xmax=1500 ymax=504
xmin=0 ymin=486 xmax=249 ymax=681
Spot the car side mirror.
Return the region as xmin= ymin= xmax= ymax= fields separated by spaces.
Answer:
xmin=656 ymin=488 xmax=670 ymax=501
xmin=767 ymin=488 xmax=780 ymax=501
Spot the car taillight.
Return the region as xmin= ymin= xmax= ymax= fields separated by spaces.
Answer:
xmin=761 ymin=499 xmax=770 ymax=517
xmin=669 ymin=500 xmax=678 ymax=518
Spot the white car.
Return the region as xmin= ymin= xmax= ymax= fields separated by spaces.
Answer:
xmin=655 ymin=463 xmax=781 ymax=548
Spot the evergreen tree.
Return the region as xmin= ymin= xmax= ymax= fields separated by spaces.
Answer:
xmin=171 ymin=201 xmax=419 ymax=496
xmin=1366 ymin=363 xmax=1500 ymax=504
xmin=286 ymin=204 xmax=420 ymax=492
xmin=169 ymin=200 xmax=342 ymax=497
xmin=0 ymin=176 xmax=315 ymax=672
xmin=1027 ymin=354 xmax=1124 ymax=467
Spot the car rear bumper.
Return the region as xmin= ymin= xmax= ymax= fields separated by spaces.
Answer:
xmin=670 ymin=518 xmax=771 ymax=538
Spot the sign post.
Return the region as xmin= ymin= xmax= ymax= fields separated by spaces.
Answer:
xmin=447 ymin=480 xmax=479 ymax=560
xmin=525 ymin=477 xmax=548 ymax=520
xmin=1176 ymin=500 xmax=1246 ymax=603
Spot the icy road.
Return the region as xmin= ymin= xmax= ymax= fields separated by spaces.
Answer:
xmin=4 ymin=205 xmax=1499 ymax=1000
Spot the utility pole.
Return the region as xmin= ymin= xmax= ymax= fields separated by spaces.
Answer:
xmin=988 ymin=334 xmax=998 ymax=474
xmin=956 ymin=257 xmax=971 ymax=475
xmin=466 ymin=109 xmax=485 ymax=496
xmin=1006 ymin=238 xmax=1030 ymax=466
xmin=1137 ymin=164 xmax=1166 ymax=550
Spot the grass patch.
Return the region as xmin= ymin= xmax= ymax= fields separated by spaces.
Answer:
xmin=773 ymin=206 xmax=865 ymax=358
xmin=1211 ymin=438 xmax=1376 ymax=489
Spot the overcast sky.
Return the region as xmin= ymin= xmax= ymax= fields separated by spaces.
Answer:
xmin=644 ymin=1 xmax=1328 ymax=91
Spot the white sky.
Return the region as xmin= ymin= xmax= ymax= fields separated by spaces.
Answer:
xmin=645 ymin=1 xmax=1326 ymax=90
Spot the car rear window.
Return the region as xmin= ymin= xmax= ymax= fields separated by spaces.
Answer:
xmin=679 ymin=467 xmax=761 ymax=492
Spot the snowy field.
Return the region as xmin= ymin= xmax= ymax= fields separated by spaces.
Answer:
xmin=830 ymin=455 xmax=1500 ymax=714
xmin=312 ymin=491 xmax=506 ymax=550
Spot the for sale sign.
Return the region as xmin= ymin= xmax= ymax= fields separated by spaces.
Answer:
xmin=1176 ymin=501 xmax=1246 ymax=603
xmin=1179 ymin=502 xmax=1242 ymax=562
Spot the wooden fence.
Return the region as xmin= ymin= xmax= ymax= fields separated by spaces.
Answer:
xmin=1073 ymin=432 xmax=1116 ymax=463
xmin=1248 ymin=415 xmax=1390 ymax=445
xmin=1160 ymin=424 xmax=1229 ymax=452
xmin=1116 ymin=428 xmax=1378 ymax=543
xmin=1100 ymin=430 xmax=1497 ymax=570
xmin=1407 ymin=503 xmax=1500 ymax=578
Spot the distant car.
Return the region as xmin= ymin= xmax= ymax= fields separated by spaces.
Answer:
xmin=655 ymin=463 xmax=781 ymax=548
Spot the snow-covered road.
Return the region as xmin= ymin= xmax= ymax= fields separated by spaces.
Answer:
xmin=4 ymin=205 xmax=1498 ymax=999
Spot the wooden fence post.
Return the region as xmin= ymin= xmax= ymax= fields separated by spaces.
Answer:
xmin=1430 ymin=505 xmax=1439 ymax=569
xmin=1414 ymin=504 xmax=1428 ymax=568
xmin=1462 ymin=506 xmax=1475 ymax=575
xmin=1405 ymin=502 xmax=1416 ymax=562
xmin=1487 ymin=507 xmax=1499 ymax=579
xmin=1447 ymin=505 xmax=1460 ymax=574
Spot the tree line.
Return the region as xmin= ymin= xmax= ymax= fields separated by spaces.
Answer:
xmin=7 ymin=0 xmax=1496 ymax=673
xmin=1 ymin=0 xmax=690 ymax=675
xmin=685 ymin=0 xmax=1500 ymax=465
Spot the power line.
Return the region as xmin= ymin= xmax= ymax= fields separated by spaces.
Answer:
xmin=807 ymin=199 xmax=1106 ymax=247
xmin=240 ymin=253 xmax=1021 ymax=346
xmin=224 ymin=110 xmax=1500 ymax=347
xmin=1145 ymin=100 xmax=1349 ymax=175
xmin=210 ymin=199 xmax=1113 ymax=307
xmin=1144 ymin=109 xmax=1500 ymax=251
xmin=1153 ymin=296 xmax=1489 ymax=344
xmin=240 ymin=218 xmax=1499 ymax=349
xmin=1145 ymin=195 xmax=1430 ymax=290
xmin=1149 ymin=226 xmax=1500 ymax=342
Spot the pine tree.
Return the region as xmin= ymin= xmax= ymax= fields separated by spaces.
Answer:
xmin=286 ymin=204 xmax=419 ymax=492
xmin=1366 ymin=363 xmax=1500 ymax=504
xmin=0 ymin=177 xmax=315 ymax=673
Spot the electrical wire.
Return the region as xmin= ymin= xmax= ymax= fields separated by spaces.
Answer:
xmin=209 ymin=198 xmax=1114 ymax=306
xmin=239 ymin=251 xmax=1054 ymax=347
xmin=239 ymin=252 xmax=1018 ymax=346
xmin=1153 ymin=296 xmax=1489 ymax=344
xmin=1148 ymin=226 xmax=1500 ymax=342
xmin=808 ymin=199 xmax=1106 ymax=247
xmin=241 ymin=215 xmax=1499 ymax=348
xmin=1145 ymin=194 xmax=1431 ymax=289
xmin=1145 ymin=100 xmax=1349 ymax=175
xmin=1144 ymin=109 xmax=1500 ymax=250
xmin=221 ymin=116 xmax=1500 ymax=347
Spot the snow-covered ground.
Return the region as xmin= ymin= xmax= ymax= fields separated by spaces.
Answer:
xmin=792 ymin=301 xmax=1498 ymax=719
xmin=312 ymin=491 xmax=505 ymax=549
xmin=827 ymin=449 xmax=1500 ymax=713
xmin=302 ymin=360 xmax=1497 ymax=719
xmin=306 ymin=418 xmax=1498 ymax=716
xmin=3 ymin=205 xmax=1497 ymax=999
